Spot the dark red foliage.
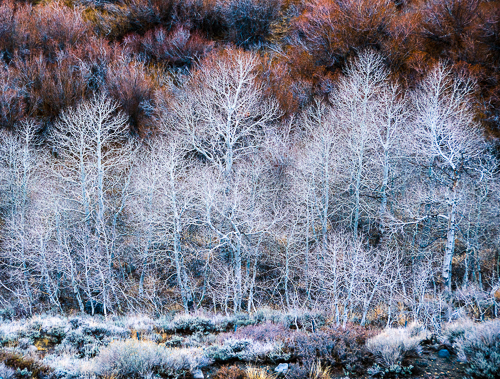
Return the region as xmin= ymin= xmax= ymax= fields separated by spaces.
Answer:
xmin=1 ymin=0 xmax=500 ymax=137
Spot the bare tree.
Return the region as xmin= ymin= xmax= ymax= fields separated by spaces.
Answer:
xmin=50 ymin=93 xmax=134 ymax=315
xmin=300 ymin=99 xmax=339 ymax=264
xmin=0 ymin=121 xmax=40 ymax=313
xmin=131 ymin=137 xmax=197 ymax=313
xmin=163 ymin=49 xmax=280 ymax=312
xmin=373 ymin=81 xmax=410 ymax=229
xmin=413 ymin=64 xmax=487 ymax=291
xmin=330 ymin=50 xmax=389 ymax=236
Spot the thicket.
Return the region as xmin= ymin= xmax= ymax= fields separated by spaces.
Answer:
xmin=1 ymin=313 xmax=498 ymax=378
xmin=0 ymin=0 xmax=499 ymax=332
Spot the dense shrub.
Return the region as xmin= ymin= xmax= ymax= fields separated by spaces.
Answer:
xmin=205 ymin=337 xmax=289 ymax=363
xmin=252 ymin=308 xmax=327 ymax=331
xmin=223 ymin=0 xmax=283 ymax=47
xmin=88 ymin=339 xmax=211 ymax=378
xmin=0 ymin=0 xmax=16 ymax=63
xmin=440 ymin=318 xmax=476 ymax=346
xmin=290 ymin=0 xmax=397 ymax=70
xmin=0 ymin=351 xmax=51 ymax=378
xmin=54 ymin=317 xmax=129 ymax=358
xmin=285 ymin=324 xmax=377 ymax=374
xmin=221 ymin=321 xmax=290 ymax=343
xmin=0 ymin=65 xmax=25 ymax=128
xmin=8 ymin=1 xmax=91 ymax=59
xmin=0 ymin=363 xmax=15 ymax=379
xmin=106 ymin=58 xmax=156 ymax=134
xmin=455 ymin=319 xmax=500 ymax=379
xmin=161 ymin=314 xmax=218 ymax=334
xmin=213 ymin=365 xmax=247 ymax=379
xmin=158 ymin=313 xmax=257 ymax=335
xmin=12 ymin=53 xmax=88 ymax=122
xmin=124 ymin=26 xmax=214 ymax=67
xmin=366 ymin=323 xmax=429 ymax=371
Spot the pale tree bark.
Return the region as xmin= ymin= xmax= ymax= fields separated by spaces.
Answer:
xmin=330 ymin=51 xmax=388 ymax=236
xmin=161 ymin=49 xmax=279 ymax=313
xmin=50 ymin=93 xmax=133 ymax=315
xmin=131 ymin=137 xmax=196 ymax=312
xmin=375 ymin=83 xmax=409 ymax=230
xmin=413 ymin=63 xmax=486 ymax=291
xmin=0 ymin=121 xmax=40 ymax=313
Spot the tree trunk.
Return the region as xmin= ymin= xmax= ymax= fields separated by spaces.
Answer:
xmin=442 ymin=178 xmax=458 ymax=291
xmin=233 ymin=235 xmax=242 ymax=313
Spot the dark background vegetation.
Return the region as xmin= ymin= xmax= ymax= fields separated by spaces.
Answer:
xmin=1 ymin=0 xmax=500 ymax=137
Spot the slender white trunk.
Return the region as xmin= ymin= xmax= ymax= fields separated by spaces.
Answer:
xmin=233 ymin=234 xmax=242 ymax=312
xmin=169 ymin=166 xmax=192 ymax=312
xmin=443 ymin=178 xmax=458 ymax=291
xmin=380 ymin=148 xmax=389 ymax=224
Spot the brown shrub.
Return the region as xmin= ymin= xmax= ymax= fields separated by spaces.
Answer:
xmin=213 ymin=365 xmax=247 ymax=379
xmin=14 ymin=1 xmax=92 ymax=59
xmin=12 ymin=52 xmax=87 ymax=122
xmin=0 ymin=351 xmax=51 ymax=378
xmin=124 ymin=25 xmax=214 ymax=67
xmin=418 ymin=0 xmax=480 ymax=61
xmin=0 ymin=64 xmax=25 ymax=128
xmin=106 ymin=59 xmax=156 ymax=135
xmin=260 ymin=47 xmax=336 ymax=116
xmin=290 ymin=0 xmax=397 ymax=70
xmin=0 ymin=0 xmax=16 ymax=62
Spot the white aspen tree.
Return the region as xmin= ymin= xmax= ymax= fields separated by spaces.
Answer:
xmin=413 ymin=64 xmax=486 ymax=291
xmin=322 ymin=232 xmax=349 ymax=324
xmin=341 ymin=237 xmax=367 ymax=327
xmin=300 ymin=99 xmax=339 ymax=263
xmin=131 ymin=137 xmax=196 ymax=312
xmin=196 ymin=158 xmax=271 ymax=313
xmin=374 ymin=82 xmax=409 ymax=229
xmin=53 ymin=199 xmax=85 ymax=313
xmin=292 ymin=99 xmax=342 ymax=304
xmin=164 ymin=49 xmax=279 ymax=312
xmin=29 ymin=194 xmax=63 ymax=312
xmin=130 ymin=145 xmax=161 ymax=299
xmin=50 ymin=93 xmax=132 ymax=315
xmin=330 ymin=50 xmax=388 ymax=236
xmin=359 ymin=248 xmax=394 ymax=326
xmin=0 ymin=121 xmax=40 ymax=313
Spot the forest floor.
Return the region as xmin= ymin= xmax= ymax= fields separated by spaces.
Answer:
xmin=0 ymin=312 xmax=493 ymax=379
xmin=199 ymin=347 xmax=468 ymax=379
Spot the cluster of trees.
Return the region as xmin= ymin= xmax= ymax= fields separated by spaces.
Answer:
xmin=0 ymin=0 xmax=499 ymax=322
xmin=1 ymin=48 xmax=498 ymax=322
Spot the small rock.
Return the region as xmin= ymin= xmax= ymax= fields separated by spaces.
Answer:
xmin=438 ymin=349 xmax=451 ymax=358
xmin=275 ymin=363 xmax=289 ymax=374
xmin=191 ymin=369 xmax=204 ymax=379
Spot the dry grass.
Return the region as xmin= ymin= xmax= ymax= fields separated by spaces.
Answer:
xmin=246 ymin=366 xmax=276 ymax=379
xmin=366 ymin=323 xmax=429 ymax=368
xmin=309 ymin=361 xmax=332 ymax=379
